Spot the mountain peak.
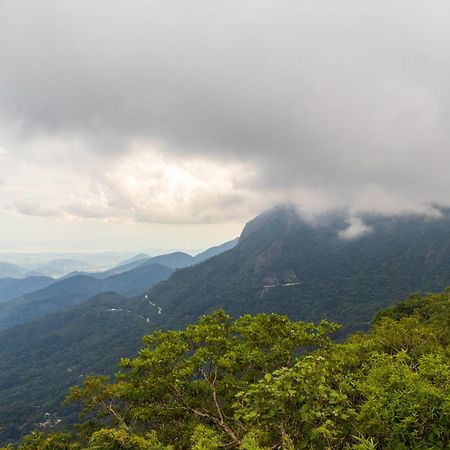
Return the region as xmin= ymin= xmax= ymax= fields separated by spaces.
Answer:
xmin=239 ymin=204 xmax=302 ymax=242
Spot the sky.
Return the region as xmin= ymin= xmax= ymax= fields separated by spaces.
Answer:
xmin=0 ymin=1 xmax=449 ymax=253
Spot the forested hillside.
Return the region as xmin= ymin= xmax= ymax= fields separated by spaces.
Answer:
xmin=0 ymin=206 xmax=449 ymax=444
xmin=3 ymin=289 xmax=449 ymax=449
xmin=0 ymin=292 xmax=155 ymax=444
xmin=146 ymin=206 xmax=450 ymax=333
xmin=0 ymin=263 xmax=173 ymax=330
xmin=0 ymin=277 xmax=54 ymax=304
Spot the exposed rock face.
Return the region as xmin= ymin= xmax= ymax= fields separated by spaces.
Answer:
xmin=282 ymin=269 xmax=299 ymax=283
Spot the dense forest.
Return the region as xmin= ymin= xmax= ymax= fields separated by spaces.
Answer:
xmin=2 ymin=289 xmax=448 ymax=449
xmin=3 ymin=207 xmax=450 ymax=444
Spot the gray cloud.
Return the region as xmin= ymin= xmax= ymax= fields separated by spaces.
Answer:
xmin=1 ymin=0 xmax=450 ymax=223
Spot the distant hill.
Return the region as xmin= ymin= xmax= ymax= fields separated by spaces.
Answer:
xmin=34 ymin=259 xmax=94 ymax=278
xmin=192 ymin=238 xmax=239 ymax=264
xmin=145 ymin=251 xmax=194 ymax=268
xmin=112 ymin=253 xmax=150 ymax=268
xmin=0 ymin=263 xmax=174 ymax=331
xmin=63 ymin=241 xmax=239 ymax=280
xmin=0 ymin=205 xmax=450 ymax=443
xmin=61 ymin=252 xmax=192 ymax=280
xmin=0 ymin=252 xmax=136 ymax=275
xmin=0 ymin=276 xmax=54 ymax=304
xmin=0 ymin=262 xmax=41 ymax=279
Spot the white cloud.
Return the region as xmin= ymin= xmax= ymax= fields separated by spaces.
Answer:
xmin=0 ymin=138 xmax=269 ymax=224
xmin=338 ymin=217 xmax=373 ymax=240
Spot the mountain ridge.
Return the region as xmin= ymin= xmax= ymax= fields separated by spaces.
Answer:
xmin=0 ymin=205 xmax=449 ymax=443
xmin=0 ymin=263 xmax=174 ymax=331
xmin=0 ymin=276 xmax=54 ymax=304
xmin=0 ymin=262 xmax=43 ymax=279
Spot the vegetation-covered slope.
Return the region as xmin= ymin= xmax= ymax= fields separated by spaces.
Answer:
xmin=3 ymin=289 xmax=449 ymax=449
xmin=0 ymin=205 xmax=449 ymax=444
xmin=0 ymin=292 xmax=160 ymax=444
xmin=0 ymin=276 xmax=54 ymax=304
xmin=0 ymin=263 xmax=173 ymax=330
xmin=147 ymin=206 xmax=450 ymax=334
xmin=62 ymin=239 xmax=238 ymax=280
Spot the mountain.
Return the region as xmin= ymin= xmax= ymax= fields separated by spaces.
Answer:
xmin=106 ymin=252 xmax=192 ymax=274
xmin=110 ymin=242 xmax=239 ymax=271
xmin=144 ymin=251 xmax=194 ymax=268
xmin=0 ymin=262 xmax=41 ymax=279
xmin=34 ymin=259 xmax=94 ymax=278
xmin=64 ymin=258 xmax=154 ymax=280
xmin=0 ymin=276 xmax=54 ymax=304
xmin=0 ymin=252 xmax=136 ymax=274
xmin=63 ymin=243 xmax=239 ymax=280
xmin=0 ymin=263 xmax=174 ymax=331
xmin=113 ymin=253 xmax=150 ymax=268
xmin=1 ymin=205 xmax=450 ymax=443
xmin=113 ymin=242 xmax=239 ymax=270
xmin=191 ymin=238 xmax=239 ymax=264
xmin=138 ymin=244 xmax=240 ymax=269
xmin=144 ymin=206 xmax=450 ymax=333
xmin=61 ymin=252 xmax=192 ymax=280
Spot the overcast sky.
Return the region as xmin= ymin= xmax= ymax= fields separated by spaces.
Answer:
xmin=0 ymin=0 xmax=449 ymax=252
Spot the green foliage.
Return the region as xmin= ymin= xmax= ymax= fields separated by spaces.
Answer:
xmin=14 ymin=431 xmax=78 ymax=449
xmin=190 ymin=425 xmax=222 ymax=450
xmin=353 ymin=352 xmax=449 ymax=448
xmin=238 ymin=433 xmax=269 ymax=450
xmin=86 ymin=428 xmax=172 ymax=449
xmin=67 ymin=311 xmax=337 ymax=448
xmin=233 ymin=290 xmax=450 ymax=449
xmin=347 ymin=436 xmax=377 ymax=450
xmin=4 ymin=289 xmax=450 ymax=449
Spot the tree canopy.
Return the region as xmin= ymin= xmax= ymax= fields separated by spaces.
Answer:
xmin=3 ymin=289 xmax=449 ymax=449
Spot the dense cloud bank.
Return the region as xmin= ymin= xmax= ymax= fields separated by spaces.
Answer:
xmin=1 ymin=1 xmax=449 ymax=223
